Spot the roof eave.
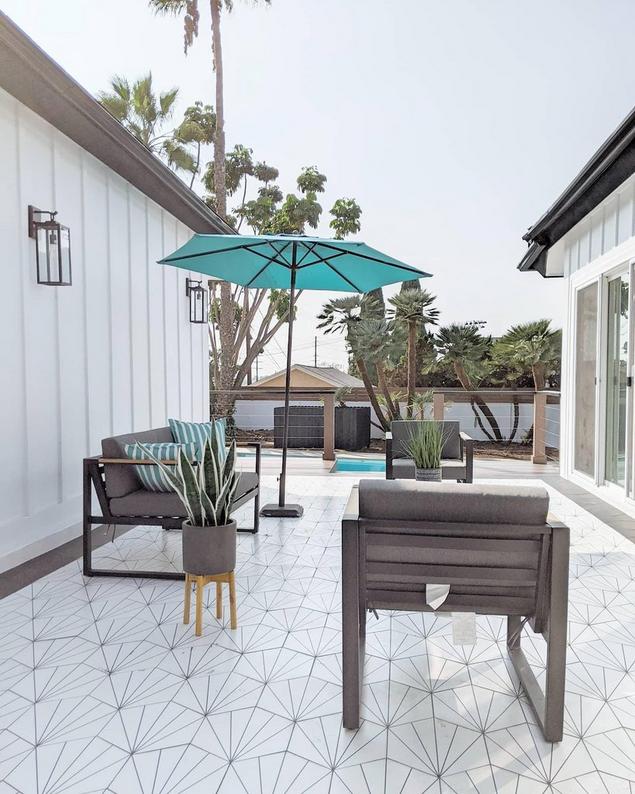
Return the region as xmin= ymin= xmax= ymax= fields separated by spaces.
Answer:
xmin=0 ymin=11 xmax=234 ymax=235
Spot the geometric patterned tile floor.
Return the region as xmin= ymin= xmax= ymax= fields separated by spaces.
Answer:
xmin=0 ymin=475 xmax=634 ymax=793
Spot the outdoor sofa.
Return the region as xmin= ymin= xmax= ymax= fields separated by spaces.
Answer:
xmin=385 ymin=420 xmax=474 ymax=482
xmin=83 ymin=426 xmax=260 ymax=579
xmin=342 ymin=480 xmax=569 ymax=742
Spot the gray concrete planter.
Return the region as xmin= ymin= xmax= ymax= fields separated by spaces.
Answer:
xmin=182 ymin=519 xmax=237 ymax=575
xmin=414 ymin=468 xmax=442 ymax=482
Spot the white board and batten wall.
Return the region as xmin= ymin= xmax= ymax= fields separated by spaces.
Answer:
xmin=0 ymin=87 xmax=208 ymax=572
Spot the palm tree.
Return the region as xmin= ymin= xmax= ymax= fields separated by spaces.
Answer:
xmin=354 ymin=318 xmax=400 ymax=421
xmin=435 ymin=323 xmax=503 ymax=441
xmin=387 ymin=289 xmax=439 ymax=417
xmin=98 ymin=73 xmax=196 ymax=174
xmin=317 ymin=297 xmax=389 ymax=430
xmin=495 ymin=319 xmax=561 ymax=390
xmin=150 ymin=0 xmax=271 ymax=416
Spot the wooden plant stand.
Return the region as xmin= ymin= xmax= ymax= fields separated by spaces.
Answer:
xmin=183 ymin=571 xmax=237 ymax=635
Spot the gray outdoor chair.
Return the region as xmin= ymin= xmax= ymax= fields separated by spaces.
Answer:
xmin=385 ymin=420 xmax=474 ymax=482
xmin=342 ymin=480 xmax=569 ymax=742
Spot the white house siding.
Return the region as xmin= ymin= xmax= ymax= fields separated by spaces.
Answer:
xmin=552 ymin=172 xmax=635 ymax=509
xmin=0 ymin=88 xmax=208 ymax=571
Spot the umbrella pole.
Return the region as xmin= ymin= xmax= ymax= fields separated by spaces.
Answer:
xmin=260 ymin=248 xmax=303 ymax=518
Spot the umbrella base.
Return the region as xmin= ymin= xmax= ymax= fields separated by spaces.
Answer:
xmin=260 ymin=503 xmax=304 ymax=518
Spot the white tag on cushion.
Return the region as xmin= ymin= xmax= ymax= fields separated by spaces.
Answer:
xmin=426 ymin=584 xmax=450 ymax=610
xmin=451 ymin=612 xmax=476 ymax=645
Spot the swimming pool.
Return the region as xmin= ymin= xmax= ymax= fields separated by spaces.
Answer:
xmin=331 ymin=457 xmax=386 ymax=473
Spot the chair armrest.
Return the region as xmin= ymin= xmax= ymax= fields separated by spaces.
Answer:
xmin=342 ymin=485 xmax=359 ymax=525
xmin=459 ymin=432 xmax=474 ymax=483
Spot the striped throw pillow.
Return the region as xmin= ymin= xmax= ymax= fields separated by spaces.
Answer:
xmin=124 ymin=442 xmax=197 ymax=493
xmin=168 ymin=418 xmax=226 ymax=460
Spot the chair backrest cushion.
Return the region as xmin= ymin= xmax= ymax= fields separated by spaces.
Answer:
xmin=391 ymin=420 xmax=461 ymax=460
xmin=102 ymin=427 xmax=173 ymax=498
xmin=358 ymin=480 xmax=549 ymax=526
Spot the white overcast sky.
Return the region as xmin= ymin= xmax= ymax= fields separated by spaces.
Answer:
xmin=4 ymin=0 xmax=635 ymax=376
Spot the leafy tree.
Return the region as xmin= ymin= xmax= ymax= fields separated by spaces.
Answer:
xmin=330 ymin=199 xmax=362 ymax=239
xmin=388 ymin=288 xmax=439 ymax=417
xmin=173 ymin=101 xmax=216 ymax=187
xmin=494 ymin=319 xmax=561 ymax=390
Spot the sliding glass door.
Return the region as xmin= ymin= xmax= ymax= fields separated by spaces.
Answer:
xmin=574 ymin=282 xmax=598 ymax=478
xmin=605 ymin=273 xmax=629 ymax=488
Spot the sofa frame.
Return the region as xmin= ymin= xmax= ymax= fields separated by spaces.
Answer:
xmin=82 ymin=442 xmax=260 ymax=580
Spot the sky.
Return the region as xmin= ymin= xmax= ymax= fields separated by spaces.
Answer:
xmin=4 ymin=0 xmax=635 ymax=377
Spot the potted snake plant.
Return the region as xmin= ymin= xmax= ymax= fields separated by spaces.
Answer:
xmin=404 ymin=421 xmax=445 ymax=482
xmin=141 ymin=431 xmax=238 ymax=576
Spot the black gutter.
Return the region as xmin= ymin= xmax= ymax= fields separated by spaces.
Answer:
xmin=0 ymin=12 xmax=234 ymax=236
xmin=519 ymin=104 xmax=635 ymax=275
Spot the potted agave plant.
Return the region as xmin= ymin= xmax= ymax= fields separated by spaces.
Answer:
xmin=404 ymin=422 xmax=445 ymax=482
xmin=141 ymin=431 xmax=238 ymax=576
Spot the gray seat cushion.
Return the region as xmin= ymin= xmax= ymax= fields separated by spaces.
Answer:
xmin=358 ymin=480 xmax=549 ymax=525
xmin=391 ymin=420 xmax=461 ymax=461
xmin=102 ymin=427 xmax=174 ymax=497
xmin=109 ymin=472 xmax=259 ymax=518
xmin=392 ymin=458 xmax=467 ymax=480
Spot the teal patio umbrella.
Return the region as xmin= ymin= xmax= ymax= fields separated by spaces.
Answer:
xmin=159 ymin=234 xmax=431 ymax=517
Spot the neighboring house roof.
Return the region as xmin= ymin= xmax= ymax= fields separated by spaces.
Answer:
xmin=518 ymin=104 xmax=635 ymax=276
xmin=0 ymin=12 xmax=233 ymax=235
xmin=250 ymin=365 xmax=364 ymax=389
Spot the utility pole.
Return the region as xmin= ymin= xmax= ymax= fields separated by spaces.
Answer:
xmin=245 ymin=290 xmax=252 ymax=384
xmin=255 ymin=353 xmax=259 ymax=382
xmin=314 ymin=336 xmax=318 ymax=367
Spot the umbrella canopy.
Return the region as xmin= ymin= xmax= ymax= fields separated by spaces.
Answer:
xmin=159 ymin=233 xmax=432 ymax=517
xmin=158 ymin=233 xmax=431 ymax=291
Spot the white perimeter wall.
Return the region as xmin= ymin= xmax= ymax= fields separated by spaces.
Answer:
xmin=234 ymin=399 xmax=560 ymax=446
xmin=0 ymin=88 xmax=209 ymax=571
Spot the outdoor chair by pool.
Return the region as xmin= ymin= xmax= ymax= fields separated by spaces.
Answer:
xmin=82 ymin=426 xmax=260 ymax=579
xmin=342 ymin=480 xmax=569 ymax=742
xmin=385 ymin=420 xmax=474 ymax=482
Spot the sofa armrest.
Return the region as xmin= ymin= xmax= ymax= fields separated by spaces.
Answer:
xmin=385 ymin=433 xmax=393 ymax=479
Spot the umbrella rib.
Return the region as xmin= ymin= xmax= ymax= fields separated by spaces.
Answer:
xmin=161 ymin=239 xmax=281 ymax=263
xmin=325 ymin=263 xmax=363 ymax=292
xmin=295 ymin=242 xmax=319 ymax=267
xmin=295 ymin=250 xmax=349 ymax=270
xmin=316 ymin=241 xmax=429 ymax=276
xmin=245 ymin=260 xmax=273 ymax=288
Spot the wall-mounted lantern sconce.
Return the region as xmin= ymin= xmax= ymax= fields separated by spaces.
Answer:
xmin=185 ymin=277 xmax=208 ymax=324
xmin=28 ymin=206 xmax=72 ymax=286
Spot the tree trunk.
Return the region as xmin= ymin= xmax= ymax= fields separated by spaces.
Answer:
xmin=473 ymin=395 xmax=503 ymax=441
xmin=376 ymin=362 xmax=399 ymax=420
xmin=508 ymin=397 xmax=520 ymax=442
xmin=407 ymin=320 xmax=417 ymax=418
xmin=532 ymin=363 xmax=546 ymax=391
xmin=453 ymin=360 xmax=503 ymax=441
xmin=208 ymin=0 xmax=233 ymax=417
xmin=452 ymin=360 xmax=472 ymax=391
xmin=357 ymin=357 xmax=389 ymax=430
xmin=210 ymin=0 xmax=226 ymax=218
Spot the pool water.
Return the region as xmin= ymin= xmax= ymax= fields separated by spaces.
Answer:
xmin=331 ymin=457 xmax=386 ymax=473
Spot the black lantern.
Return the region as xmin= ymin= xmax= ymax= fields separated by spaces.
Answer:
xmin=185 ymin=277 xmax=208 ymax=324
xmin=28 ymin=206 xmax=72 ymax=286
